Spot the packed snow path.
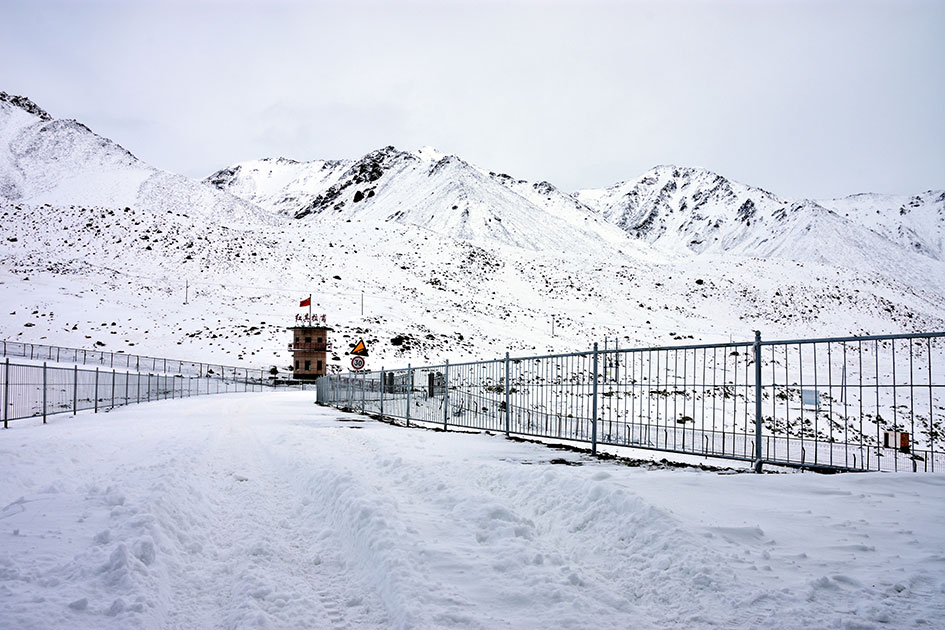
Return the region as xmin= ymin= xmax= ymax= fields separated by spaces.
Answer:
xmin=1 ymin=392 xmax=943 ymax=629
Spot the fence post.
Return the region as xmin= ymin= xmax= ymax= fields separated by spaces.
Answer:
xmin=504 ymin=352 xmax=510 ymax=436
xmin=111 ymin=369 xmax=116 ymax=409
xmin=3 ymin=358 xmax=9 ymax=428
xmin=94 ymin=368 xmax=99 ymax=413
xmin=754 ymin=330 xmax=763 ymax=473
xmin=406 ymin=364 xmax=412 ymax=427
xmin=83 ymin=349 xmax=87 ymax=365
xmin=43 ymin=362 xmax=47 ymax=424
xmin=615 ymin=338 xmax=620 ymax=381
xmin=125 ymin=371 xmax=130 ymax=405
xmin=443 ymin=360 xmax=449 ymax=430
xmin=30 ymin=344 xmax=33 ymax=361
xmin=380 ymin=367 xmax=385 ymax=416
xmin=73 ymin=364 xmax=78 ymax=415
xmin=591 ymin=343 xmax=599 ymax=455
xmin=147 ymin=373 xmax=151 ymax=402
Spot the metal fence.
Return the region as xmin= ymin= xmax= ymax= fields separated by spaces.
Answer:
xmin=317 ymin=332 xmax=945 ymax=473
xmin=1 ymin=339 xmax=268 ymax=381
xmin=0 ymin=358 xmax=283 ymax=426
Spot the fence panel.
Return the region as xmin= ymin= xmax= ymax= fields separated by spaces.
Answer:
xmin=583 ymin=342 xmax=758 ymax=463
xmin=1 ymin=339 xmax=265 ymax=380
xmin=0 ymin=358 xmax=284 ymax=426
xmin=757 ymin=335 xmax=943 ymax=472
xmin=317 ymin=332 xmax=945 ymax=473
xmin=451 ymin=359 xmax=505 ymax=433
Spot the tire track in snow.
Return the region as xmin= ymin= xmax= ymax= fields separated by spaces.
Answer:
xmin=155 ymin=399 xmax=389 ymax=629
xmin=296 ymin=412 xmax=793 ymax=628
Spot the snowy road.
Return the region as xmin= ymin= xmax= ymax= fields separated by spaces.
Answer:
xmin=1 ymin=392 xmax=943 ymax=629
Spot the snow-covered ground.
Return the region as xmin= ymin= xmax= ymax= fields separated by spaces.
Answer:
xmin=2 ymin=393 xmax=942 ymax=629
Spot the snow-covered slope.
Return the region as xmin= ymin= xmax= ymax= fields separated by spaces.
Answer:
xmin=206 ymin=156 xmax=351 ymax=218
xmin=0 ymin=91 xmax=274 ymax=228
xmin=818 ymin=190 xmax=945 ymax=260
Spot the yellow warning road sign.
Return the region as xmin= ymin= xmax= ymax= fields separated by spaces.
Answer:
xmin=351 ymin=339 xmax=369 ymax=356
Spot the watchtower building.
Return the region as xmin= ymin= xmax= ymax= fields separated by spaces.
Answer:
xmin=289 ymin=313 xmax=330 ymax=380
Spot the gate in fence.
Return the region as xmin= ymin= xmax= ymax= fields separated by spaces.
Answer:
xmin=317 ymin=332 xmax=945 ymax=473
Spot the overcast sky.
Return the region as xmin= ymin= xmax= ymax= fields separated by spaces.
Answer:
xmin=1 ymin=0 xmax=942 ymax=198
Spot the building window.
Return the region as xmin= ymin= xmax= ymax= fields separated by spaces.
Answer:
xmin=317 ymin=337 xmax=322 ymax=343
xmin=295 ymin=336 xmax=299 ymax=344
xmin=295 ymin=360 xmax=299 ymax=369
xmin=304 ymin=360 xmax=311 ymax=371
xmin=305 ymin=336 xmax=312 ymax=343
xmin=317 ymin=360 xmax=322 ymax=371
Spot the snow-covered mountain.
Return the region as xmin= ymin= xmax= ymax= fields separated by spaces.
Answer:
xmin=2 ymin=91 xmax=944 ymax=375
xmin=211 ymin=149 xmax=944 ymax=289
xmin=207 ymin=146 xmax=631 ymax=253
xmin=0 ymin=91 xmax=274 ymax=227
xmin=576 ymin=165 xmax=945 ymax=269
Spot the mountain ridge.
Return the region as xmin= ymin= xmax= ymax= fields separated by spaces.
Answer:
xmin=0 ymin=92 xmax=276 ymax=228
xmin=2 ymin=90 xmax=944 ymax=373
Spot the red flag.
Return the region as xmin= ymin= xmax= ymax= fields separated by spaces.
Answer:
xmin=299 ymin=297 xmax=311 ymax=308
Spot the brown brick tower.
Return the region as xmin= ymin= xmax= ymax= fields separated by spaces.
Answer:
xmin=289 ymin=314 xmax=330 ymax=380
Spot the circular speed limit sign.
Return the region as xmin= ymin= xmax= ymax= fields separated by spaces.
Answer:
xmin=350 ymin=356 xmax=365 ymax=370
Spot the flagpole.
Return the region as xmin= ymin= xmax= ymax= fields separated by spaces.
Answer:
xmin=308 ymin=294 xmax=312 ymax=324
